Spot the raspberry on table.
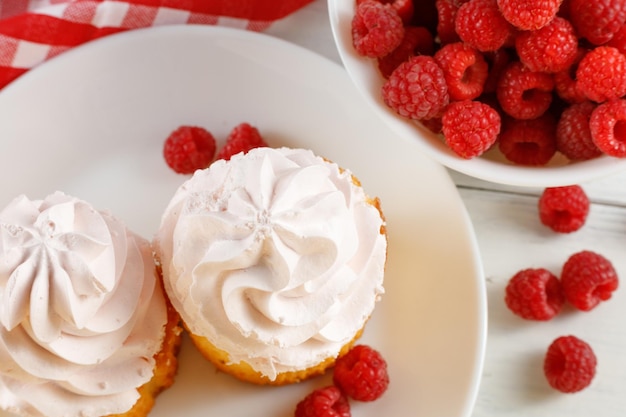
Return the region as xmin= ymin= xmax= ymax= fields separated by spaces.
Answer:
xmin=544 ymin=335 xmax=597 ymax=393
xmin=455 ymin=0 xmax=514 ymax=52
xmin=378 ymin=26 xmax=434 ymax=79
xmin=333 ymin=344 xmax=389 ymax=402
xmin=505 ymin=268 xmax=565 ymax=321
xmin=589 ymin=98 xmax=626 ymax=157
xmin=351 ymin=0 xmax=404 ymax=58
xmin=163 ymin=125 xmax=217 ymax=174
xmin=576 ymin=46 xmax=626 ymax=103
xmin=294 ymin=386 xmax=351 ymax=417
xmin=498 ymin=114 xmax=557 ymax=165
xmin=434 ymin=42 xmax=488 ymax=101
xmin=561 ymin=250 xmax=619 ymax=311
xmin=538 ymin=185 xmax=590 ymax=233
xmin=496 ymin=61 xmax=554 ymax=120
xmin=441 ymin=100 xmax=501 ymax=158
xmin=382 ymin=55 xmax=450 ymax=121
xmin=556 ymin=101 xmax=602 ymax=161
xmin=515 ymin=17 xmax=578 ymax=73
xmin=569 ymin=0 xmax=626 ymax=45
xmin=496 ymin=0 xmax=563 ymax=30
xmin=216 ymin=122 xmax=268 ymax=161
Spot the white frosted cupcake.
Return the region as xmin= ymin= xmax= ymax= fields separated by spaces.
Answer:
xmin=0 ymin=192 xmax=181 ymax=417
xmin=154 ymin=147 xmax=387 ymax=385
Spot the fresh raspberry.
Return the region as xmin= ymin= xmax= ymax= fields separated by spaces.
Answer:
xmin=382 ymin=55 xmax=450 ymax=121
xmin=497 ymin=61 xmax=555 ymax=120
xmin=515 ymin=17 xmax=578 ymax=73
xmin=356 ymin=0 xmax=414 ymax=24
xmin=544 ymin=335 xmax=597 ymax=393
xmin=163 ymin=125 xmax=217 ymax=174
xmin=441 ymin=100 xmax=501 ymax=158
xmin=561 ymin=250 xmax=619 ymax=311
xmin=378 ymin=26 xmax=434 ymax=79
xmin=216 ymin=123 xmax=268 ymax=161
xmin=482 ymin=49 xmax=511 ymax=94
xmin=505 ymin=268 xmax=565 ymax=321
xmin=496 ymin=0 xmax=563 ymax=30
xmin=607 ymin=24 xmax=626 ymax=55
xmin=333 ymin=345 xmax=389 ymax=402
xmin=576 ymin=46 xmax=626 ymax=103
xmin=434 ymin=42 xmax=488 ymax=101
xmin=589 ymin=98 xmax=626 ymax=157
xmin=538 ymin=185 xmax=590 ymax=233
xmin=351 ymin=0 xmax=404 ymax=58
xmin=556 ymin=101 xmax=602 ymax=161
xmin=498 ymin=114 xmax=557 ymax=165
xmin=435 ymin=0 xmax=461 ymax=45
xmin=455 ymin=0 xmax=514 ymax=52
xmin=553 ymin=48 xmax=589 ymax=104
xmin=295 ymin=386 xmax=351 ymax=417
xmin=569 ymin=0 xmax=626 ymax=45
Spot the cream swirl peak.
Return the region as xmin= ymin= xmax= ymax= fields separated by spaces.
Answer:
xmin=0 ymin=192 xmax=167 ymax=417
xmin=155 ymin=147 xmax=387 ymax=381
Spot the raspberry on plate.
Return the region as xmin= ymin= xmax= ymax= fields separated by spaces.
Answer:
xmin=561 ymin=250 xmax=619 ymax=311
xmin=455 ymin=0 xmax=514 ymax=52
xmin=556 ymin=101 xmax=602 ymax=161
xmin=544 ymin=335 xmax=597 ymax=393
xmin=497 ymin=0 xmax=563 ymax=30
xmin=515 ymin=17 xmax=578 ymax=73
xmin=434 ymin=42 xmax=489 ymax=101
xmin=569 ymin=0 xmax=626 ymax=45
xmin=505 ymin=268 xmax=565 ymax=321
xmin=497 ymin=61 xmax=554 ymax=120
xmin=333 ymin=344 xmax=389 ymax=402
xmin=576 ymin=46 xmax=626 ymax=103
xmin=216 ymin=122 xmax=268 ymax=161
xmin=589 ymin=98 xmax=626 ymax=157
xmin=538 ymin=185 xmax=590 ymax=233
xmin=498 ymin=114 xmax=557 ymax=165
xmin=294 ymin=386 xmax=351 ymax=417
xmin=163 ymin=125 xmax=217 ymax=174
xmin=382 ymin=55 xmax=450 ymax=121
xmin=441 ymin=100 xmax=501 ymax=158
xmin=351 ymin=0 xmax=404 ymax=58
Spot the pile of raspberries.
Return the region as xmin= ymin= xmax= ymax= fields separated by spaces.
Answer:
xmin=351 ymin=0 xmax=626 ymax=163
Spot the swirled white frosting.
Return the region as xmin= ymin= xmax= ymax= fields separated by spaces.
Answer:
xmin=154 ymin=147 xmax=386 ymax=380
xmin=0 ymin=192 xmax=167 ymax=417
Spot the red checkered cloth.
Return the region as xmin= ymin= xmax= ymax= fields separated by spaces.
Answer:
xmin=0 ymin=0 xmax=314 ymax=89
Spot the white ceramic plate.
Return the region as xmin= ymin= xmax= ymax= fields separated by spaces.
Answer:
xmin=328 ymin=0 xmax=626 ymax=187
xmin=0 ymin=25 xmax=486 ymax=417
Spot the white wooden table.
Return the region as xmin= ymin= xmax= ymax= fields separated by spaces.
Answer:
xmin=267 ymin=2 xmax=626 ymax=417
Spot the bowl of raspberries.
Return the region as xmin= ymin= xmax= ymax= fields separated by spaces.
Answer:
xmin=328 ymin=0 xmax=626 ymax=186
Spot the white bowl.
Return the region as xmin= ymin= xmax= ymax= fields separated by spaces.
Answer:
xmin=327 ymin=0 xmax=626 ymax=187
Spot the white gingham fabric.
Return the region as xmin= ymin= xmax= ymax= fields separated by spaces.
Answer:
xmin=0 ymin=0 xmax=314 ymax=88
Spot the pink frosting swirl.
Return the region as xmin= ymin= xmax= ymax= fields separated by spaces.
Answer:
xmin=0 ymin=192 xmax=167 ymax=417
